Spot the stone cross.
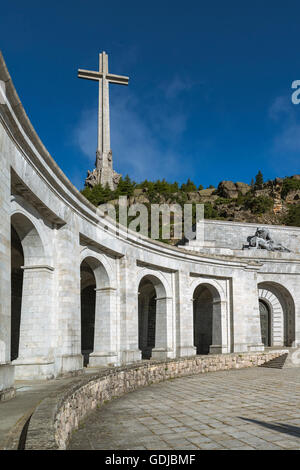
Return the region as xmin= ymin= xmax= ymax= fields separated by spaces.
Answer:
xmin=78 ymin=52 xmax=129 ymax=188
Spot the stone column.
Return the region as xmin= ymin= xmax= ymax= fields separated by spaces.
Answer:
xmin=293 ymin=306 xmax=300 ymax=348
xmin=175 ymin=270 xmax=196 ymax=358
xmin=54 ymin=217 xmax=83 ymax=375
xmin=232 ymin=269 xmax=264 ymax=352
xmin=152 ymin=296 xmax=175 ymax=360
xmin=0 ymin=110 xmax=15 ymax=400
xmin=119 ymin=256 xmax=141 ymax=364
xmin=89 ymin=287 xmax=118 ymax=366
xmin=12 ymin=265 xmax=55 ymax=380
xmin=209 ymin=299 xmax=230 ymax=354
xmin=138 ymin=294 xmax=149 ymax=356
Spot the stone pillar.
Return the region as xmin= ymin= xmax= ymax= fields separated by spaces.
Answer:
xmin=0 ymin=112 xmax=15 ymax=400
xmin=138 ymin=295 xmax=149 ymax=356
xmin=175 ymin=270 xmax=196 ymax=358
xmin=209 ymin=299 xmax=230 ymax=354
xmin=89 ymin=287 xmax=118 ymax=367
xmin=12 ymin=265 xmax=56 ymax=380
xmin=54 ymin=218 xmax=83 ymax=375
xmin=232 ymin=269 xmax=264 ymax=352
xmin=119 ymin=256 xmax=141 ymax=364
xmin=293 ymin=305 xmax=300 ymax=348
xmin=152 ymin=296 xmax=175 ymax=360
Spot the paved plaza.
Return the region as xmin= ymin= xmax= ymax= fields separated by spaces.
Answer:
xmin=68 ymin=367 xmax=300 ymax=450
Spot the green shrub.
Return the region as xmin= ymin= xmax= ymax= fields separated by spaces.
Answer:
xmin=214 ymin=197 xmax=232 ymax=205
xmin=204 ymin=202 xmax=218 ymax=219
xmin=244 ymin=195 xmax=274 ymax=214
xmin=80 ymin=184 xmax=114 ymax=206
xmin=285 ymin=204 xmax=300 ymax=227
xmin=281 ymin=178 xmax=300 ymax=199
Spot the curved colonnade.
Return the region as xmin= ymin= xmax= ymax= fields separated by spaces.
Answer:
xmin=0 ymin=52 xmax=300 ymax=401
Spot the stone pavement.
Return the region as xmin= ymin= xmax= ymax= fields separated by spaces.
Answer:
xmin=0 ymin=368 xmax=99 ymax=449
xmin=68 ymin=367 xmax=300 ymax=450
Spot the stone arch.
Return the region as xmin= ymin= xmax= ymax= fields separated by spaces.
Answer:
xmin=80 ymin=248 xmax=114 ymax=289
xmin=81 ymin=256 xmax=110 ymax=290
xmin=10 ymin=212 xmax=55 ymax=379
xmin=80 ymin=253 xmax=117 ymax=367
xmin=136 ymin=269 xmax=171 ymax=299
xmin=258 ymin=282 xmax=295 ymax=347
xmin=138 ymin=272 xmax=174 ymax=360
xmin=192 ymin=282 xmax=223 ymax=355
xmin=190 ymin=278 xmax=226 ymax=303
xmin=11 ymin=212 xmax=45 ymax=359
xmin=11 ymin=194 xmax=53 ymax=266
xmin=11 ymin=212 xmax=46 ymax=265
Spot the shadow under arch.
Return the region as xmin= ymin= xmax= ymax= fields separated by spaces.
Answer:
xmin=193 ymin=282 xmax=222 ymax=355
xmin=258 ymin=281 xmax=295 ymax=347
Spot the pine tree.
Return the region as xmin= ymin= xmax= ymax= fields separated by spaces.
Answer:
xmin=181 ymin=178 xmax=197 ymax=192
xmin=255 ymin=171 xmax=264 ymax=190
xmin=117 ymin=175 xmax=135 ymax=196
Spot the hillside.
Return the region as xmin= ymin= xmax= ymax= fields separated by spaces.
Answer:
xmin=81 ymin=173 xmax=300 ymax=244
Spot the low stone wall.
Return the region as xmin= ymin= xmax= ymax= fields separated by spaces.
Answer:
xmin=25 ymin=351 xmax=288 ymax=450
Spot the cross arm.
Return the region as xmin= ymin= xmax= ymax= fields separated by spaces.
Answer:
xmin=106 ymin=73 xmax=129 ymax=85
xmin=78 ymin=69 xmax=103 ymax=81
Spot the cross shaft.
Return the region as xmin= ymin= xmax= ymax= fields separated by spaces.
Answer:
xmin=78 ymin=51 xmax=129 ymax=166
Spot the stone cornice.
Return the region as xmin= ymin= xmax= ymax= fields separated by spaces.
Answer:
xmin=21 ymin=265 xmax=55 ymax=272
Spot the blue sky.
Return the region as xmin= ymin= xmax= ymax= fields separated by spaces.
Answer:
xmin=1 ymin=0 xmax=300 ymax=189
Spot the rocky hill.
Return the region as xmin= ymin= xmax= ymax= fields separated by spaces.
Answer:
xmin=81 ymin=174 xmax=300 ymax=243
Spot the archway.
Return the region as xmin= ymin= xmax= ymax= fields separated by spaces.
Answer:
xmin=193 ymin=283 xmax=222 ymax=355
xmin=138 ymin=278 xmax=156 ymax=359
xmin=258 ymin=282 xmax=295 ymax=347
xmin=11 ymin=213 xmax=46 ymax=361
xmin=80 ymin=255 xmax=117 ymax=367
xmin=138 ymin=273 xmax=172 ymax=360
xmin=10 ymin=212 xmax=55 ymax=379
